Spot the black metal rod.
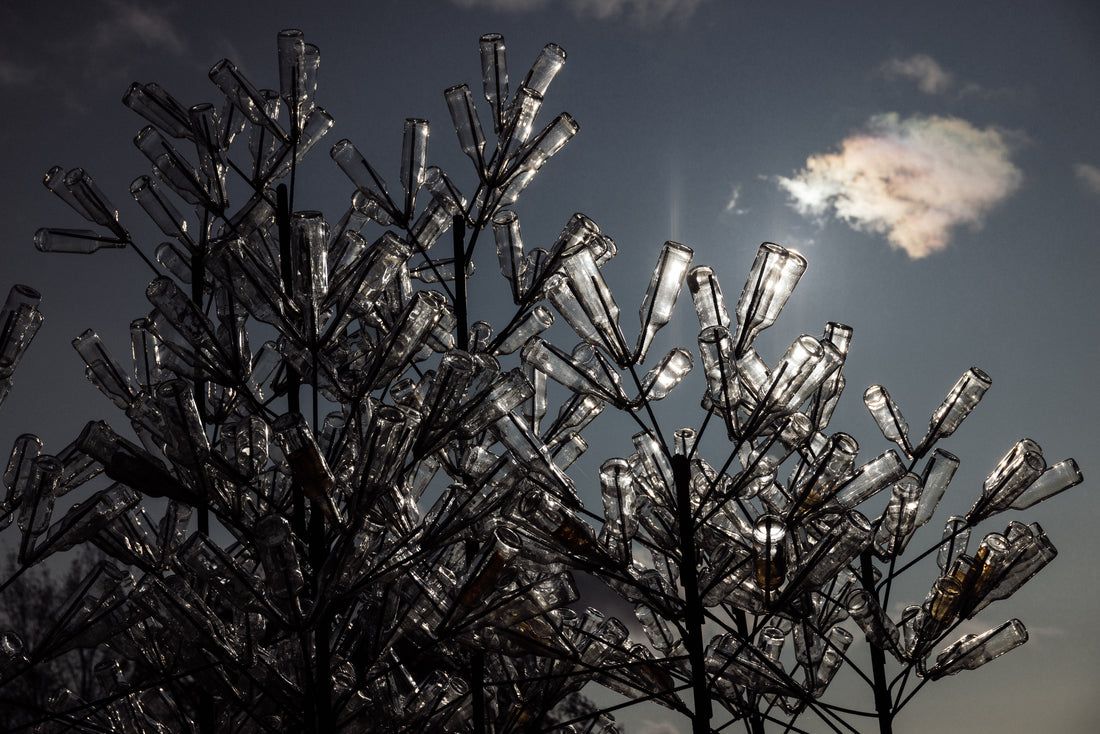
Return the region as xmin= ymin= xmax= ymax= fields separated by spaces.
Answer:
xmin=672 ymin=454 xmax=712 ymax=734
xmin=860 ymin=551 xmax=894 ymax=734
xmin=471 ymin=651 xmax=487 ymax=734
xmin=732 ymin=610 xmax=766 ymax=734
xmin=189 ymin=249 xmax=210 ymax=538
xmin=276 ymin=184 xmax=305 ymax=538
xmin=454 ymin=215 xmax=469 ymax=351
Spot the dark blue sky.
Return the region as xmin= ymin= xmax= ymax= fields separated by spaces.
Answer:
xmin=1 ymin=1 xmax=1097 ymax=731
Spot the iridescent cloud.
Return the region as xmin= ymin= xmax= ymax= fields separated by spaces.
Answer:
xmin=776 ymin=113 xmax=1023 ymax=258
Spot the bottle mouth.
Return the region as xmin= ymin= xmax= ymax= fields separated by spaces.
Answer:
xmin=753 ymin=514 xmax=787 ymax=545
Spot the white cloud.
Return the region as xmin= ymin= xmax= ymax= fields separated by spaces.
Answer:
xmin=450 ymin=0 xmax=707 ymax=23
xmin=93 ymin=0 xmax=185 ymax=56
xmin=725 ymin=183 xmax=745 ymax=214
xmin=776 ymin=113 xmax=1023 ymax=258
xmin=880 ymin=54 xmax=1021 ymax=102
xmin=571 ymin=0 xmax=708 ymax=22
xmin=1074 ymin=163 xmax=1100 ymax=195
xmin=880 ymin=54 xmax=954 ymax=95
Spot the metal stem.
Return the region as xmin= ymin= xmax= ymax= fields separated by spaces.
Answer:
xmin=861 ymin=551 xmax=894 ymax=734
xmin=672 ymin=454 xmax=712 ymax=734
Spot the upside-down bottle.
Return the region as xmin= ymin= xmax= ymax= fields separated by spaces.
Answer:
xmin=687 ymin=265 xmax=730 ymax=331
xmin=914 ymin=449 xmax=959 ymax=528
xmin=273 ymin=412 xmax=342 ymax=528
xmin=872 ymin=473 xmax=922 ymax=558
xmin=863 ymin=384 xmax=911 ymax=457
xmin=445 ymin=83 xmax=487 ymax=177
xmin=912 ymin=367 xmax=992 ymax=458
xmin=479 ymin=33 xmax=509 ymax=136
xmin=966 ymin=439 xmax=1045 ymax=524
xmin=846 ymin=588 xmax=900 ymax=655
xmin=0 ymin=286 xmax=45 ymax=399
xmin=634 ymin=348 xmax=693 ymax=404
xmin=732 ymin=243 xmax=807 ymax=357
xmin=753 ymin=515 xmax=789 ymax=594
xmin=634 ymin=241 xmax=694 ymax=363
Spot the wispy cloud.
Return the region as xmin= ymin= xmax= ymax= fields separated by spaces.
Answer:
xmin=725 ymin=183 xmax=745 ymax=214
xmin=776 ymin=113 xmax=1023 ymax=258
xmin=880 ymin=54 xmax=954 ymax=95
xmin=93 ymin=0 xmax=186 ymax=56
xmin=450 ymin=0 xmax=708 ymax=23
xmin=1074 ymin=163 xmax=1100 ymax=195
xmin=0 ymin=59 xmax=35 ymax=88
xmin=879 ymin=54 xmax=1018 ymax=101
xmin=5 ymin=2 xmax=188 ymax=110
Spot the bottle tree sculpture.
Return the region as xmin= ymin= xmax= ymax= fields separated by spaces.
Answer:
xmin=0 ymin=29 xmax=1085 ymax=734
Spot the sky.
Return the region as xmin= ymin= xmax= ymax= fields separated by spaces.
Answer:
xmin=1 ymin=0 xmax=1098 ymax=732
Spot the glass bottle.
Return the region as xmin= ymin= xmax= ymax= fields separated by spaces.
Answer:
xmin=732 ymin=243 xmax=807 ymax=356
xmin=33 ymin=484 xmax=141 ymax=562
xmin=329 ymin=138 xmax=401 ymax=223
xmin=208 ymin=59 xmax=288 ymax=143
xmin=71 ymin=330 xmax=136 ymax=411
xmin=753 ymin=515 xmax=789 ymax=593
xmin=445 ymin=83 xmax=487 ymax=177
xmin=968 ymin=527 xmax=1057 ymax=616
xmin=846 ymin=588 xmax=900 ymax=655
xmin=400 ymin=118 xmax=429 ymax=220
xmin=914 ymin=448 xmax=959 ymax=528
xmin=925 ymin=619 xmax=1027 ymax=679
xmin=872 ymin=473 xmax=922 ymax=558
xmin=62 ymin=168 xmax=129 ymax=241
xmin=557 ymin=248 xmax=629 ymax=365
xmin=599 ymin=458 xmax=638 ymax=564
xmin=634 ymin=241 xmax=693 ymax=363
xmin=937 ymin=515 xmax=971 ymax=573
xmin=521 ymin=337 xmax=627 ymax=407
xmin=788 ymin=432 xmax=859 ymax=518
xmin=0 ymin=292 xmax=45 ymax=382
xmin=1008 ymin=458 xmax=1083 ymax=511
xmin=863 ymin=384 xmax=911 ymax=457
xmin=913 ymin=367 xmax=992 ymax=457
xmin=133 ymin=126 xmax=212 ymax=208
xmin=75 ymin=420 xmax=194 ymax=504
xmin=33 ymin=228 xmax=127 ymax=254
xmin=799 ymin=510 xmax=873 ymax=587
xmin=289 ymin=211 xmax=330 ymax=329
xmin=634 ymin=347 xmax=693 ymax=404
xmin=833 ymin=449 xmax=906 ymax=509
xmin=253 ymin=514 xmax=304 ymax=614
xmin=698 ymin=325 xmax=741 ymax=437
xmin=494 ymin=306 xmax=554 ymax=356
xmin=17 ymin=454 xmax=62 ymax=562
xmin=966 ymin=439 xmax=1045 ymax=524
xmin=687 ymin=265 xmax=730 ymax=330
xmin=479 ymin=33 xmax=509 ymax=135
xmin=122 ymin=82 xmax=193 ymax=140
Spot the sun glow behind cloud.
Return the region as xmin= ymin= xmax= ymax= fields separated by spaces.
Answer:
xmin=776 ymin=113 xmax=1023 ymax=258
